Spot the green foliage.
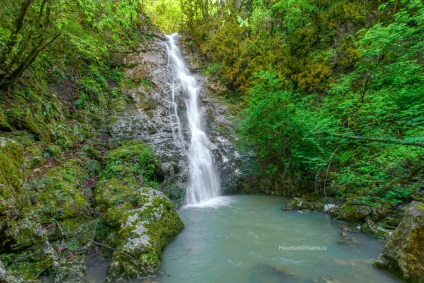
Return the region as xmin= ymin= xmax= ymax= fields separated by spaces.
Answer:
xmin=187 ymin=0 xmax=424 ymax=203
xmin=240 ymin=71 xmax=334 ymax=176
xmin=0 ymin=0 xmax=142 ymax=90
xmin=101 ymin=141 xmax=160 ymax=187
xmin=143 ymin=0 xmax=182 ymax=33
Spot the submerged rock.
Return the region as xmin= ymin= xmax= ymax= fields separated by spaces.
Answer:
xmin=313 ymin=276 xmax=341 ymax=283
xmin=251 ymin=263 xmax=299 ymax=283
xmin=375 ymin=201 xmax=424 ymax=282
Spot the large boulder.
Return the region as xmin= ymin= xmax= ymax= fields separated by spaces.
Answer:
xmin=95 ymin=184 xmax=184 ymax=282
xmin=375 ymin=201 xmax=424 ymax=282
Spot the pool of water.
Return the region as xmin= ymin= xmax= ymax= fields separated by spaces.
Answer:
xmin=158 ymin=195 xmax=399 ymax=283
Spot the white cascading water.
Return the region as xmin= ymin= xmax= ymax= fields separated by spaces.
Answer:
xmin=165 ymin=33 xmax=221 ymax=205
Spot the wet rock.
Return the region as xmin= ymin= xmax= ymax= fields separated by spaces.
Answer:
xmin=284 ymin=197 xmax=323 ymax=211
xmin=324 ymin=204 xmax=336 ymax=212
xmin=338 ymin=223 xmax=361 ymax=233
xmin=340 ymin=232 xmax=349 ymax=239
xmin=361 ymin=217 xmax=392 ymax=240
xmin=329 ymin=201 xmax=371 ymax=222
xmin=375 ymin=201 xmax=424 ymax=282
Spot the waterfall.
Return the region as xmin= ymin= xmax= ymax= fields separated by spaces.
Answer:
xmin=165 ymin=33 xmax=221 ymax=205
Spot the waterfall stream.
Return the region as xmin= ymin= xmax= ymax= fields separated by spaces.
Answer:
xmin=165 ymin=34 xmax=221 ymax=205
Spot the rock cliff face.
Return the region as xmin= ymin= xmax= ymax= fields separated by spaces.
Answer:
xmin=375 ymin=201 xmax=424 ymax=282
xmin=109 ymin=34 xmax=244 ymax=201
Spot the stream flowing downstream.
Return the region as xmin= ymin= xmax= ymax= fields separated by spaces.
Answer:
xmin=159 ymin=195 xmax=399 ymax=283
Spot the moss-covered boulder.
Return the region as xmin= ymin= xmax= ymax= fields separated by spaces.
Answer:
xmin=95 ymin=185 xmax=183 ymax=282
xmin=375 ymin=201 xmax=424 ymax=282
xmin=27 ymin=159 xmax=89 ymax=222
xmin=2 ymin=158 xmax=89 ymax=252
xmin=330 ymin=201 xmax=371 ymax=222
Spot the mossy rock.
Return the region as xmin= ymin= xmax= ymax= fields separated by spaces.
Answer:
xmin=105 ymin=188 xmax=184 ymax=282
xmin=24 ymin=144 xmax=45 ymax=170
xmin=0 ymin=247 xmax=52 ymax=282
xmin=27 ymin=159 xmax=89 ymax=222
xmin=94 ymin=179 xmax=134 ymax=214
xmin=360 ymin=217 xmax=392 ymax=240
xmin=22 ymin=109 xmax=50 ymax=142
xmin=375 ymin=201 xmax=424 ymax=282
xmin=330 ymin=201 xmax=371 ymax=222
xmin=0 ymin=138 xmax=24 ymax=189
xmin=52 ymin=254 xmax=90 ymax=283
xmin=0 ymin=110 xmax=12 ymax=132
xmin=101 ymin=141 xmax=162 ymax=186
xmin=0 ymin=138 xmax=25 ymax=236
xmin=284 ymin=197 xmax=323 ymax=211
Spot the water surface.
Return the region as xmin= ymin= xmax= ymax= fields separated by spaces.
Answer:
xmin=159 ymin=195 xmax=399 ymax=283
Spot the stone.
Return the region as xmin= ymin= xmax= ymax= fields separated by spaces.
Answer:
xmin=371 ymin=205 xmax=389 ymax=221
xmin=329 ymin=201 xmax=371 ymax=222
xmin=284 ymin=197 xmax=323 ymax=211
xmin=324 ymin=204 xmax=336 ymax=212
xmin=103 ymin=188 xmax=184 ymax=282
xmin=360 ymin=217 xmax=392 ymax=240
xmin=0 ymin=259 xmax=18 ymax=283
xmin=375 ymin=201 xmax=424 ymax=282
xmin=55 ymin=255 xmax=89 ymax=283
xmin=340 ymin=232 xmax=349 ymax=239
xmin=0 ymin=260 xmax=6 ymax=282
